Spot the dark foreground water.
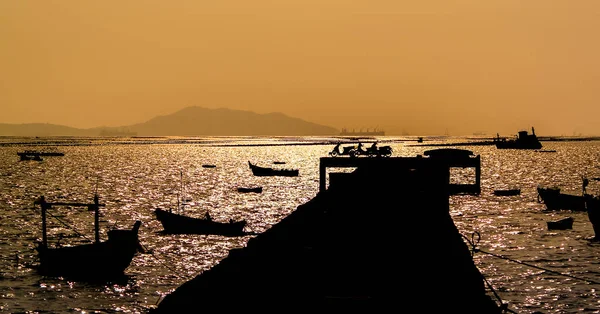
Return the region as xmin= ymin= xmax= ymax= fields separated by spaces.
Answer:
xmin=1 ymin=136 xmax=600 ymax=313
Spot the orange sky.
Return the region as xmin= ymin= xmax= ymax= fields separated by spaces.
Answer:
xmin=1 ymin=1 xmax=599 ymax=136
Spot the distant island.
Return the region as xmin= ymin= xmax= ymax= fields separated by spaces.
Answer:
xmin=0 ymin=107 xmax=339 ymax=137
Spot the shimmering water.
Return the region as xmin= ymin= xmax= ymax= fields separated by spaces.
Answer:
xmin=1 ymin=136 xmax=600 ymax=313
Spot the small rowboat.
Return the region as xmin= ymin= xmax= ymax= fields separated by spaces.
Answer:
xmin=493 ymin=189 xmax=521 ymax=196
xmin=547 ymin=217 xmax=573 ymax=230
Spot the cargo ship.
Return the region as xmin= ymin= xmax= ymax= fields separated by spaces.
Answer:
xmin=339 ymin=128 xmax=385 ymax=136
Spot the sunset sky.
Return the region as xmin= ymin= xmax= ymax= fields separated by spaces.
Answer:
xmin=2 ymin=1 xmax=599 ymax=136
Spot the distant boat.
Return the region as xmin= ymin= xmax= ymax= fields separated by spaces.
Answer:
xmin=494 ymin=127 xmax=542 ymax=149
xmin=20 ymin=154 xmax=43 ymax=161
xmin=248 ymin=161 xmax=299 ymax=177
xmin=202 ymin=164 xmax=216 ymax=168
xmin=547 ymin=217 xmax=574 ymax=230
xmin=237 ymin=187 xmax=263 ymax=193
xmin=493 ymin=189 xmax=521 ymax=196
xmin=34 ymin=194 xmax=143 ymax=280
xmin=339 ymin=128 xmax=385 ymax=136
xmin=17 ymin=150 xmax=64 ymax=160
xmin=154 ymin=208 xmax=247 ymax=236
xmin=537 ymin=186 xmax=586 ymax=211
xmin=273 ymin=161 xmax=286 ymax=165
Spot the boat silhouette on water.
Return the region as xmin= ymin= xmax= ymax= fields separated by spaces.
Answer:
xmin=154 ymin=208 xmax=247 ymax=236
xmin=493 ymin=188 xmax=521 ymax=196
xmin=537 ymin=186 xmax=586 ymax=211
xmin=34 ymin=194 xmax=143 ymax=281
xmin=237 ymin=186 xmax=263 ymax=193
xmin=546 ymin=217 xmax=574 ymax=230
xmin=494 ymin=127 xmax=542 ymax=149
xmin=18 ymin=150 xmax=64 ymax=160
xmin=248 ymin=161 xmax=299 ymax=177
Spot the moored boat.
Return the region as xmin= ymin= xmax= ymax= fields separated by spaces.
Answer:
xmin=547 ymin=217 xmax=574 ymax=230
xmin=494 ymin=127 xmax=542 ymax=149
xmin=493 ymin=189 xmax=521 ymax=196
xmin=34 ymin=194 xmax=143 ymax=280
xmin=237 ymin=187 xmax=263 ymax=193
xmin=248 ymin=161 xmax=299 ymax=177
xmin=155 ymin=208 xmax=247 ymax=236
xmin=585 ymin=194 xmax=600 ymax=240
xmin=537 ymin=186 xmax=586 ymax=211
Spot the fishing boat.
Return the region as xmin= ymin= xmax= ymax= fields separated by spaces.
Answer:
xmin=237 ymin=187 xmax=263 ymax=193
xmin=248 ymin=161 xmax=299 ymax=177
xmin=546 ymin=217 xmax=574 ymax=230
xmin=20 ymin=154 xmax=43 ymax=161
xmin=585 ymin=194 xmax=600 ymax=240
xmin=17 ymin=150 xmax=65 ymax=159
xmin=154 ymin=208 xmax=247 ymax=236
xmin=34 ymin=194 xmax=143 ymax=280
xmin=494 ymin=127 xmax=542 ymax=149
xmin=537 ymin=186 xmax=586 ymax=211
xmin=493 ymin=188 xmax=521 ymax=196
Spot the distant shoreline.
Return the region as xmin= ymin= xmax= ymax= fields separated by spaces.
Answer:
xmin=408 ymin=136 xmax=600 ymax=147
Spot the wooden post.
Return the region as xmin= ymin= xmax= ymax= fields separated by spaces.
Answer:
xmin=475 ymin=155 xmax=481 ymax=194
xmin=319 ymin=161 xmax=327 ymax=192
xmin=40 ymin=196 xmax=47 ymax=248
xmin=94 ymin=194 xmax=100 ymax=244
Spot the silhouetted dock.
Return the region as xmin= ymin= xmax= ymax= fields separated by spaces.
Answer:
xmin=151 ymin=147 xmax=499 ymax=313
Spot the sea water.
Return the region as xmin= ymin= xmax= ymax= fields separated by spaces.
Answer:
xmin=0 ymin=136 xmax=599 ymax=313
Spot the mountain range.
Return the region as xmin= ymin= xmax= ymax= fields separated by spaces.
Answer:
xmin=0 ymin=107 xmax=339 ymax=137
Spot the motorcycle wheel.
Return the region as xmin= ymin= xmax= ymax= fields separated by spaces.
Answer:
xmin=330 ymin=151 xmax=338 ymax=157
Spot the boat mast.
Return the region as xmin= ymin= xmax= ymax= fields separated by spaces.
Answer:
xmin=37 ymin=195 xmax=105 ymax=248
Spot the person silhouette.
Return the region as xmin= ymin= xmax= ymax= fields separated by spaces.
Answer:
xmin=205 ymin=210 xmax=212 ymax=221
xmin=370 ymin=142 xmax=378 ymax=152
xmin=334 ymin=142 xmax=341 ymax=152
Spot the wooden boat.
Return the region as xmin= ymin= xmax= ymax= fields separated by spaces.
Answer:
xmin=155 ymin=208 xmax=247 ymax=236
xmin=248 ymin=161 xmax=299 ymax=177
xmin=494 ymin=127 xmax=542 ymax=149
xmin=237 ymin=187 xmax=263 ymax=193
xmin=493 ymin=189 xmax=521 ymax=196
xmin=585 ymin=194 xmax=600 ymax=240
xmin=18 ymin=150 xmax=65 ymax=158
xmin=20 ymin=154 xmax=43 ymax=161
xmin=537 ymin=186 xmax=586 ymax=211
xmin=547 ymin=217 xmax=574 ymax=230
xmin=34 ymin=195 xmax=143 ymax=280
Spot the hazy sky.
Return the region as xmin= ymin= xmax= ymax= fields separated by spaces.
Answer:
xmin=2 ymin=1 xmax=599 ymax=136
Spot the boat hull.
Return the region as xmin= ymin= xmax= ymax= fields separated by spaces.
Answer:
xmin=37 ymin=221 xmax=142 ymax=280
xmin=248 ymin=161 xmax=299 ymax=177
xmin=493 ymin=189 xmax=521 ymax=196
xmin=537 ymin=187 xmax=586 ymax=211
xmin=585 ymin=194 xmax=600 ymax=240
xmin=547 ymin=217 xmax=574 ymax=230
xmin=155 ymin=208 xmax=247 ymax=236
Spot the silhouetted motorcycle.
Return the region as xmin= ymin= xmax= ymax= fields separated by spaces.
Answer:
xmin=329 ymin=143 xmax=358 ymax=157
xmin=351 ymin=143 xmax=392 ymax=157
